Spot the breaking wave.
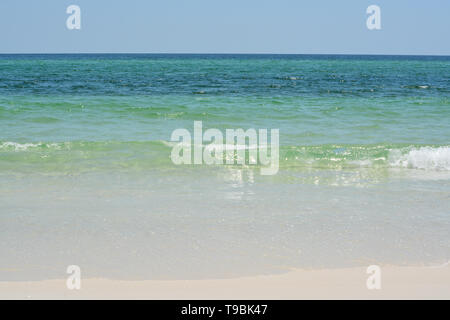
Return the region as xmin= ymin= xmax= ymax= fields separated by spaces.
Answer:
xmin=1 ymin=141 xmax=449 ymax=173
xmin=389 ymin=146 xmax=450 ymax=171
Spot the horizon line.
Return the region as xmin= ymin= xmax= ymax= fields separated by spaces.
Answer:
xmin=0 ymin=52 xmax=449 ymax=57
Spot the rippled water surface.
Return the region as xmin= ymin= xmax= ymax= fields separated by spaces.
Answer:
xmin=0 ymin=54 xmax=449 ymax=280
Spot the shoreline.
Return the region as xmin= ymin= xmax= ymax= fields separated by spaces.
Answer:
xmin=1 ymin=265 xmax=449 ymax=300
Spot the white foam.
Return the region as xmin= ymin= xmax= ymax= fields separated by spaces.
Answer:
xmin=163 ymin=141 xmax=262 ymax=151
xmin=389 ymin=146 xmax=450 ymax=171
xmin=0 ymin=142 xmax=40 ymax=151
xmin=0 ymin=142 xmax=62 ymax=151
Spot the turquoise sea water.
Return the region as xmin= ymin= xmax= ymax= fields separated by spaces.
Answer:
xmin=0 ymin=54 xmax=449 ymax=280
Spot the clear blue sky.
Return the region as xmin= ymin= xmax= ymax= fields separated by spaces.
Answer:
xmin=0 ymin=0 xmax=449 ymax=55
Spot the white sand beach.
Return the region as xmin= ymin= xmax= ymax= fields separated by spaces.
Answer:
xmin=1 ymin=265 xmax=449 ymax=300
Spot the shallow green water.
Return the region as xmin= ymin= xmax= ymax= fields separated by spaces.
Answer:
xmin=1 ymin=55 xmax=449 ymax=174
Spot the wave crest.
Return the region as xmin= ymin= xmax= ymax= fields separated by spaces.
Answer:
xmin=0 ymin=142 xmax=63 ymax=151
xmin=389 ymin=147 xmax=450 ymax=171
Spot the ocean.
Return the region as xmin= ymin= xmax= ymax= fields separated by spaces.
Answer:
xmin=0 ymin=54 xmax=449 ymax=280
